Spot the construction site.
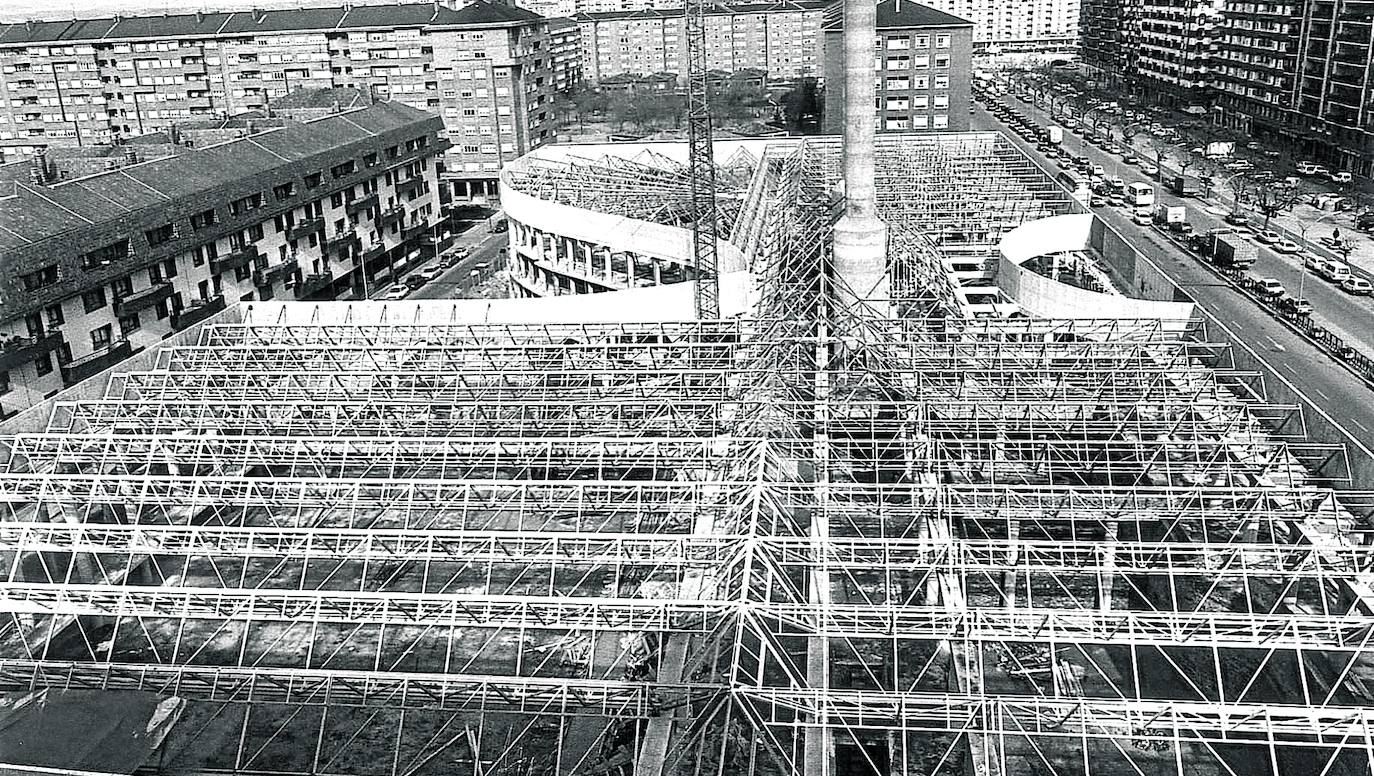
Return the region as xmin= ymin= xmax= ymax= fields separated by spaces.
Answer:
xmin=3 ymin=1 xmax=1374 ymax=775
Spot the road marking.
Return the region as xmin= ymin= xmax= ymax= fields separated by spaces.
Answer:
xmin=1312 ymin=387 xmax=1331 ymax=401
xmin=1266 ymin=336 xmax=1286 ymax=352
xmin=1352 ymin=419 xmax=1371 ymax=434
xmin=1279 ymin=361 xmax=1297 ymax=372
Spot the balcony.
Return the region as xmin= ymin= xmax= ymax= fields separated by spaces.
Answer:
xmin=361 ymin=241 xmax=387 ymax=262
xmin=254 ymin=258 xmax=299 ymax=287
xmin=294 ymin=271 xmax=335 ymax=299
xmin=396 ymin=176 xmax=426 ymax=198
xmin=61 ymin=340 xmax=133 ymax=387
xmin=113 ymin=281 xmax=173 ymax=316
xmin=402 ymin=221 xmax=430 ymax=243
xmin=379 ymin=206 xmax=405 ymax=227
xmin=210 ymin=245 xmax=260 ymax=275
xmin=345 ymin=193 xmax=379 ymax=217
xmin=332 ymin=231 xmax=363 ymax=255
xmin=0 ymin=330 xmax=64 ymax=372
xmin=285 ymin=216 xmax=324 ymax=241
xmin=170 ymin=295 xmax=226 ymax=332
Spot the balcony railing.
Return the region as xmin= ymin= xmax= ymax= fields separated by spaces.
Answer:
xmin=379 ymin=206 xmax=405 ymax=227
xmin=345 ymin=193 xmax=379 ymax=216
xmin=294 ymin=271 xmax=334 ymax=299
xmin=333 ymin=231 xmax=363 ymax=255
xmin=361 ymin=241 xmax=387 ymax=262
xmin=285 ymin=216 xmax=324 ymax=241
xmin=254 ymin=258 xmax=299 ymax=288
xmin=61 ymin=339 xmax=133 ymax=387
xmin=210 ymin=245 xmax=260 ymax=275
xmin=170 ymin=295 xmax=226 ymax=331
xmin=396 ymin=176 xmax=426 ymax=198
xmin=113 ymin=281 xmax=174 ymax=316
xmin=402 ymin=222 xmax=430 ymax=243
xmin=0 ymin=330 xmax=64 ymax=372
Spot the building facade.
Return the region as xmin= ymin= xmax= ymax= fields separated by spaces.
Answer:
xmin=1081 ymin=0 xmax=1142 ymax=89
xmin=1211 ymin=0 xmax=1303 ymax=141
xmin=547 ymin=17 xmax=583 ymax=93
xmin=575 ymin=1 xmax=827 ymax=82
xmin=0 ymin=1 xmax=554 ymax=202
xmin=1136 ymin=0 xmax=1227 ymax=102
xmin=822 ymin=0 xmax=974 ymax=133
xmin=0 ymin=102 xmax=446 ymax=417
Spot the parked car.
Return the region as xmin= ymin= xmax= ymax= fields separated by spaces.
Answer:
xmin=441 ymin=246 xmax=471 ymax=268
xmin=382 ymin=285 xmax=410 ymax=300
xmin=1254 ymin=277 xmax=1286 ymax=297
xmin=1132 ymin=210 xmax=1153 ymax=226
xmin=1256 ymin=230 xmax=1282 ymax=244
xmin=1122 ymin=155 xmax=1139 ymax=165
xmin=1278 ymin=297 xmax=1313 ymax=316
xmin=415 ymin=265 xmax=445 ymax=284
xmin=1224 ymin=211 xmax=1249 ymax=226
xmin=1340 ymin=277 xmax=1373 ymax=296
xmin=1331 ymin=171 xmax=1354 ymax=184
xmin=1090 ymin=195 xmax=1108 ymax=207
xmin=1272 ymin=239 xmax=1301 ymax=254
xmin=1316 ymin=259 xmax=1352 ymax=283
xmin=1139 ymin=164 xmax=1159 ymax=177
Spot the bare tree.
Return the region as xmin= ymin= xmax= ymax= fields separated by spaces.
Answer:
xmin=1252 ymin=184 xmax=1305 ymax=230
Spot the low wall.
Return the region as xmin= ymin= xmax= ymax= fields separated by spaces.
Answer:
xmin=997 ymin=214 xmax=1195 ymax=327
xmin=1089 ymin=217 xmax=1190 ymax=303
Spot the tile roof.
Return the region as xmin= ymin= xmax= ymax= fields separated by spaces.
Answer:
xmin=575 ymin=0 xmax=828 ymax=22
xmin=821 ymin=0 xmax=973 ymax=31
xmin=0 ymin=1 xmax=542 ymax=45
xmin=0 ymin=102 xmax=438 ymax=254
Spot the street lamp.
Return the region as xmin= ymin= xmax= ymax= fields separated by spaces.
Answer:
xmin=1295 ymin=211 xmax=1339 ymax=300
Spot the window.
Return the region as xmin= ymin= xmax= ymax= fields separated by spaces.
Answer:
xmin=273 ymin=182 xmax=295 ymax=200
xmin=331 ymin=192 xmax=344 ymax=208
xmin=248 ymin=223 xmax=264 ymax=242
xmin=229 ymin=193 xmax=263 ymax=215
xmin=934 ymin=74 xmax=949 ymax=89
xmin=118 ymin=313 xmax=141 ymax=336
xmin=148 ymin=265 xmax=163 ymax=285
xmin=111 ymin=275 xmax=134 ymax=299
xmin=935 ymin=55 xmax=950 ymax=69
xmin=304 ymin=171 xmax=322 ymax=189
xmin=0 ymin=370 xmax=8 ymax=395
xmin=144 ymin=222 xmax=175 ymax=246
xmin=80 ymin=239 xmax=130 ymax=270
xmin=164 ymin=258 xmax=178 ymax=279
xmin=20 ymin=264 xmax=59 ymax=292
xmin=934 ymin=94 xmax=949 ymax=109
xmin=44 ymin=303 xmax=64 ymax=328
xmin=90 ymin=324 xmax=112 ymax=350
xmin=82 ymin=288 xmax=107 ymax=313
xmin=364 ymin=152 xmax=378 ymax=167
xmin=933 ymin=114 xmax=949 ymax=129
xmin=190 ymin=208 xmax=218 ymax=229
xmin=935 ymin=34 xmax=950 ymax=48
xmin=386 ymin=145 xmax=400 ymax=159
xmin=915 ymin=35 xmax=929 ymax=47
xmin=35 ymin=353 xmax=52 ymax=376
xmin=330 ymin=160 xmax=355 ymax=178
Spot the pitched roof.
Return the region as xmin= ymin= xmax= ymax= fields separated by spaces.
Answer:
xmin=0 ymin=1 xmax=543 ymax=45
xmin=575 ymin=0 xmax=828 ymax=23
xmin=0 ymin=102 xmax=438 ymax=253
xmin=821 ymin=0 xmax=972 ymax=31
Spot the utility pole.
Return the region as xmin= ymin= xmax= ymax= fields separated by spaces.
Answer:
xmin=685 ymin=0 xmax=720 ymax=319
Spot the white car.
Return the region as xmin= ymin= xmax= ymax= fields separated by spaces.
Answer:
xmin=1330 ymin=171 xmax=1353 ymax=184
xmin=1272 ymin=240 xmax=1300 ymax=254
xmin=382 ymin=285 xmax=410 ymax=300
xmin=1132 ymin=211 xmax=1152 ymax=226
xmin=1254 ymin=277 xmax=1286 ymax=297
xmin=1340 ymin=277 xmax=1373 ymax=296
xmin=416 ymin=265 xmax=445 ymax=283
xmin=1255 ymin=230 xmax=1281 ymax=244
xmin=1139 ymin=164 xmax=1159 ymax=177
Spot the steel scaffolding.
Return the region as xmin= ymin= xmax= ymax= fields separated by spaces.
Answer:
xmin=3 ymin=134 xmax=1374 ymax=776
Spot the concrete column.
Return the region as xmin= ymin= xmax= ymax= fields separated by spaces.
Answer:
xmin=626 ymin=253 xmax=637 ymax=288
xmin=830 ymin=0 xmax=890 ymax=315
xmin=652 ymin=260 xmax=662 ymax=286
xmin=583 ymin=243 xmax=594 ymax=278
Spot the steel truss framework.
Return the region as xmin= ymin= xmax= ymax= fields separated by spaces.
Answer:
xmin=2 ymin=135 xmax=1374 ymax=776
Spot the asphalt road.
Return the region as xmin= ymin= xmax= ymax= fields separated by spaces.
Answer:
xmin=409 ymin=228 xmax=509 ymax=300
xmin=974 ymin=104 xmax=1374 ymax=451
xmin=976 ymin=100 xmax=1374 ymax=356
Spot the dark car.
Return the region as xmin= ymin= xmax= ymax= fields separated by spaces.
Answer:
xmin=1224 ymin=211 xmax=1249 ymax=227
xmin=1278 ymin=297 xmax=1313 ymax=317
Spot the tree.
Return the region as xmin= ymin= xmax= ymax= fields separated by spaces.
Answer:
xmin=1251 ymin=183 xmax=1304 ymax=230
xmin=570 ymin=84 xmax=609 ymax=128
xmin=1143 ymin=135 xmax=1172 ymax=182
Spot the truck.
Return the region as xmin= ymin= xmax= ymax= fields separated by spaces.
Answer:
xmin=1153 ymin=204 xmax=1186 ymax=226
xmin=1207 ymin=232 xmax=1257 ymax=270
xmin=1169 ymin=174 xmax=1201 ymax=198
xmin=1047 ymin=126 xmax=1063 ymax=145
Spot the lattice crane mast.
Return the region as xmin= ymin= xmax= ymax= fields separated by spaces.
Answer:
xmin=685 ymin=0 xmax=720 ymax=319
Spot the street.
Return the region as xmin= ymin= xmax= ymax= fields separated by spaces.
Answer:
xmin=360 ymin=218 xmax=509 ymax=301
xmin=973 ymin=103 xmax=1374 ymax=449
xmin=973 ymin=100 xmax=1374 ymax=358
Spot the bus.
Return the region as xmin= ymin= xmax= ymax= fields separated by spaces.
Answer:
xmin=1125 ymin=182 xmax=1155 ymax=208
xmin=1057 ymin=171 xmax=1090 ymax=204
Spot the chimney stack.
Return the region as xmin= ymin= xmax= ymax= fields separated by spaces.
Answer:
xmin=829 ymin=0 xmax=890 ymax=313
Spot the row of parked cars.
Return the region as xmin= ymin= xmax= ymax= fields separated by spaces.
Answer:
xmin=378 ymin=246 xmax=473 ymax=300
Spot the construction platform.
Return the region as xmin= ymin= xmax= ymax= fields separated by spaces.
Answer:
xmin=1 ymin=133 xmax=1372 ymax=776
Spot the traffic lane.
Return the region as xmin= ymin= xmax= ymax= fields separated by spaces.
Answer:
xmin=409 ymin=229 xmax=507 ymax=300
xmin=977 ymin=105 xmax=1374 ymax=442
xmin=1092 ymin=201 xmax=1374 ymax=444
xmin=981 ymin=102 xmax=1374 ymax=356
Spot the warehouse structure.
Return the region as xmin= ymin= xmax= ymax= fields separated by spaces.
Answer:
xmin=3 ymin=122 xmax=1374 ymax=776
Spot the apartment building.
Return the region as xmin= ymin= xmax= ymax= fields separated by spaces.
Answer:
xmin=548 ymin=17 xmax=583 ymax=93
xmin=1211 ymin=1 xmax=1303 ymax=140
xmin=575 ymin=1 xmax=827 ymax=82
xmin=0 ymin=1 xmax=553 ymax=202
xmin=822 ymin=0 xmax=974 ymax=133
xmin=1136 ymin=0 xmax=1227 ymax=101
xmin=1081 ymin=0 xmax=1143 ymax=88
xmin=0 ymin=102 xmax=446 ymax=418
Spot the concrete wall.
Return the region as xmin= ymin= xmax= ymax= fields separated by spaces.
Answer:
xmin=1088 ymin=216 xmax=1190 ymax=303
xmin=996 ymin=213 xmax=1195 ymax=327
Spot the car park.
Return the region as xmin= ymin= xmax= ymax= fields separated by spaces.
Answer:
xmin=1341 ymin=277 xmax=1373 ymax=295
xmin=382 ymin=285 xmax=410 ymax=301
xmin=1272 ymin=240 xmax=1300 ymax=254
xmin=1254 ymin=277 xmax=1286 ymax=297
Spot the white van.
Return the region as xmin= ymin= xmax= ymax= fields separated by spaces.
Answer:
xmin=1317 ymin=259 xmax=1352 ymax=283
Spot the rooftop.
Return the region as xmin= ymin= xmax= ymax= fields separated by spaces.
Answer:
xmin=0 ymin=1 xmax=543 ymax=45
xmin=575 ymin=0 xmax=827 ymax=22
xmin=0 ymin=101 xmax=436 ymax=253
xmin=822 ymin=0 xmax=974 ymax=31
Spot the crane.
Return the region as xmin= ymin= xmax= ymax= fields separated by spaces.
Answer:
xmin=685 ymin=0 xmax=720 ymax=319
